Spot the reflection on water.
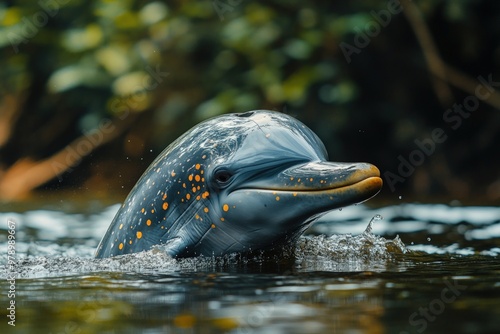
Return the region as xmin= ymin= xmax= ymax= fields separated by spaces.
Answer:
xmin=0 ymin=203 xmax=499 ymax=333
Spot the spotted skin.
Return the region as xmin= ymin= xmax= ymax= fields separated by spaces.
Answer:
xmin=95 ymin=110 xmax=382 ymax=258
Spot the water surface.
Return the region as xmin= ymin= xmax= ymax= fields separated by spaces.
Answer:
xmin=1 ymin=203 xmax=499 ymax=333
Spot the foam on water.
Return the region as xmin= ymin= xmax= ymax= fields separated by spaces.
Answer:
xmin=297 ymin=215 xmax=406 ymax=260
xmin=1 ymin=214 xmax=409 ymax=278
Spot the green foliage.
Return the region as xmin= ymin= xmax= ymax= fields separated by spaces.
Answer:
xmin=0 ymin=0 xmax=498 ymax=200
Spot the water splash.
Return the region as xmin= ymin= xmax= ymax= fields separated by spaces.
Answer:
xmin=296 ymin=214 xmax=407 ymax=264
xmin=2 ymin=251 xmax=178 ymax=279
xmin=363 ymin=214 xmax=383 ymax=234
xmin=1 ymin=216 xmax=409 ymax=278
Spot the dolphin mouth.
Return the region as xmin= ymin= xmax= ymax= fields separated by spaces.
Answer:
xmin=251 ymin=176 xmax=383 ymax=205
xmin=281 ymin=161 xmax=381 ymax=191
xmin=241 ymin=161 xmax=382 ymax=199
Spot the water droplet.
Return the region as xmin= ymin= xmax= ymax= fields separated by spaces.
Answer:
xmin=427 ymin=237 xmax=431 ymax=242
xmin=339 ymin=208 xmax=342 ymax=211
xmin=398 ymin=195 xmax=402 ymax=200
xmin=364 ymin=214 xmax=383 ymax=234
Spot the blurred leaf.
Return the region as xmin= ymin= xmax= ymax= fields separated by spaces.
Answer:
xmin=95 ymin=44 xmax=132 ymax=75
xmin=114 ymin=11 xmax=140 ymax=29
xmin=62 ymin=24 xmax=103 ymax=52
xmin=1 ymin=7 xmax=22 ymax=26
xmin=139 ymin=2 xmax=169 ymax=25
xmin=48 ymin=64 xmax=109 ymax=93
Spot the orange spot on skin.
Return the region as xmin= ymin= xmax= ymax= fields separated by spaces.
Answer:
xmin=141 ymin=208 xmax=145 ymax=213
xmin=310 ymin=178 xmax=313 ymax=182
xmin=276 ymin=196 xmax=280 ymax=201
xmin=293 ymin=192 xmax=297 ymax=197
xmin=186 ymin=194 xmax=191 ymax=200
xmin=119 ymin=243 xmax=124 ymax=250
xmin=129 ymin=240 xmax=133 ymax=244
xmin=195 ymin=214 xmax=200 ymax=220
xmin=196 ymin=195 xmax=201 ymax=201
xmin=220 ymin=217 xmax=225 ymax=222
xmin=195 ymin=175 xmax=201 ymax=182
xmin=195 ymin=164 xmax=201 ymax=170
xmin=163 ymin=202 xmax=169 ymax=210
xmin=290 ymin=177 xmax=294 ymax=181
xmin=201 ymin=170 xmax=204 ymax=175
xmin=188 ymin=174 xmax=193 ymax=182
xmin=202 ymin=191 xmax=209 ymax=199
xmin=222 ymin=204 xmax=229 ymax=212
xmin=202 ymin=155 xmax=206 ymax=159
xmin=137 ymin=231 xmax=142 ymax=239
xmin=119 ymin=224 xmax=123 ymax=230
xmin=192 ymin=187 xmax=197 ymax=193
xmin=162 ymin=193 xmax=167 ymax=200
xmin=146 ymin=219 xmax=152 ymax=226
xmin=204 ymin=207 xmax=209 ymax=213
xmin=151 ymin=209 xmax=155 ymax=213
xmin=171 ymin=171 xmax=176 ymax=177
xmin=211 ymin=224 xmax=216 ymax=228
xmin=182 ymin=183 xmax=186 ymax=188
xmin=201 ymin=178 xmax=205 ymax=182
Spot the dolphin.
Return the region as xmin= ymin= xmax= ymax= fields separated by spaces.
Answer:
xmin=95 ymin=110 xmax=382 ymax=258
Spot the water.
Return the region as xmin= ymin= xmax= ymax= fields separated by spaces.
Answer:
xmin=0 ymin=202 xmax=499 ymax=333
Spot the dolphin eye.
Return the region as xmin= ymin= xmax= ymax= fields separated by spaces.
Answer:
xmin=214 ymin=169 xmax=233 ymax=186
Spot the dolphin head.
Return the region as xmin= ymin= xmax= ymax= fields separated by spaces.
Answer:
xmin=95 ymin=110 xmax=382 ymax=258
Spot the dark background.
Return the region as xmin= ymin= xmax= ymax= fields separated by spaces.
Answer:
xmin=0 ymin=0 xmax=498 ymax=205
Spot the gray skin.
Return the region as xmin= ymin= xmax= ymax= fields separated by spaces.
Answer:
xmin=95 ymin=110 xmax=382 ymax=258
